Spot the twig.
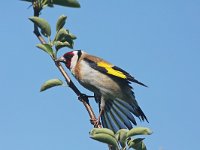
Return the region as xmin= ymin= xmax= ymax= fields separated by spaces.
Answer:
xmin=32 ymin=0 xmax=101 ymax=128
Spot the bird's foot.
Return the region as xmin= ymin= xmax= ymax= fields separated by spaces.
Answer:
xmin=78 ymin=93 xmax=94 ymax=104
xmin=90 ymin=110 xmax=104 ymax=127
xmin=90 ymin=118 xmax=101 ymax=127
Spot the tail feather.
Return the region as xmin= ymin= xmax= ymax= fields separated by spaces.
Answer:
xmin=116 ymin=98 xmax=139 ymax=117
xmin=104 ymin=107 xmax=119 ymax=132
xmin=116 ymin=98 xmax=148 ymax=122
xmin=101 ymin=114 xmax=108 ymax=128
xmin=107 ymin=101 xmax=128 ymax=129
xmin=111 ymin=104 xmax=133 ymax=129
xmin=101 ymin=98 xmax=148 ymax=132
xmin=137 ymin=106 xmax=149 ymax=122
xmin=101 ymin=99 xmax=136 ymax=132
xmin=107 ymin=99 xmax=134 ymax=128
xmin=102 ymin=112 xmax=114 ymax=131
xmin=113 ymin=100 xmax=137 ymax=126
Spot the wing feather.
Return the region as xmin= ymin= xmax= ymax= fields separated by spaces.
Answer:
xmin=83 ymin=58 xmax=147 ymax=87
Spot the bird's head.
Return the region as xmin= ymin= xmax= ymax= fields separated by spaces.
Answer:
xmin=57 ymin=50 xmax=83 ymax=70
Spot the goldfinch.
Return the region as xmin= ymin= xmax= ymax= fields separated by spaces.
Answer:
xmin=57 ymin=50 xmax=148 ymax=132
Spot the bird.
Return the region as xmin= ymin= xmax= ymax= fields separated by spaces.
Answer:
xmin=57 ymin=50 xmax=148 ymax=132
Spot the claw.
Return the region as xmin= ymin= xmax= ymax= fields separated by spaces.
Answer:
xmin=90 ymin=118 xmax=101 ymax=127
xmin=90 ymin=109 xmax=105 ymax=127
xmin=78 ymin=93 xmax=94 ymax=104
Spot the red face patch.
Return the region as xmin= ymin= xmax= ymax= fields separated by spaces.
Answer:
xmin=63 ymin=51 xmax=74 ymax=69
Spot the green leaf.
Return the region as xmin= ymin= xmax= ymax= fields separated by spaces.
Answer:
xmin=55 ymin=28 xmax=69 ymax=41
xmin=41 ymin=0 xmax=53 ymax=8
xmin=90 ymin=128 xmax=119 ymax=149
xmin=55 ymin=41 xmax=71 ymax=51
xmin=68 ymin=32 xmax=77 ymax=40
xmin=36 ymin=44 xmax=54 ymax=57
xmin=90 ymin=128 xmax=115 ymax=137
xmin=54 ymin=27 xmax=76 ymax=48
xmin=56 ymin=15 xmax=67 ymax=32
xmin=21 ymin=0 xmax=80 ymax=8
xmin=65 ymin=37 xmax=74 ymax=48
xmin=55 ymin=28 xmax=76 ymax=41
xmin=127 ymin=127 xmax=152 ymax=138
xmin=29 ymin=17 xmax=51 ymax=37
xmin=21 ymin=0 xmax=53 ymax=8
xmin=53 ymin=0 xmax=80 ymax=8
xmin=90 ymin=133 xmax=118 ymax=148
xmin=54 ymin=29 xmax=74 ymax=49
xmin=128 ymin=139 xmax=146 ymax=150
xmin=115 ymin=129 xmax=128 ymax=148
xmin=40 ymin=79 xmax=63 ymax=92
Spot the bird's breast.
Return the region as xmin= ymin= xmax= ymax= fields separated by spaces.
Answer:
xmin=74 ymin=61 xmax=123 ymax=98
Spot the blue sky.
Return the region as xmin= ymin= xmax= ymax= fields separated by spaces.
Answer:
xmin=0 ymin=0 xmax=200 ymax=150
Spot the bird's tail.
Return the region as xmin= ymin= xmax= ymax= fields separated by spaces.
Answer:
xmin=101 ymin=98 xmax=148 ymax=133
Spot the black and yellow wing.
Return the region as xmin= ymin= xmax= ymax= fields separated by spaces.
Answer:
xmin=84 ymin=58 xmax=147 ymax=87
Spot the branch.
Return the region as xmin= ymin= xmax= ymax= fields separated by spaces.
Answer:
xmin=32 ymin=0 xmax=101 ymax=128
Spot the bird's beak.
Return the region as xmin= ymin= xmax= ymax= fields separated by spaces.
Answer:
xmin=55 ymin=56 xmax=66 ymax=63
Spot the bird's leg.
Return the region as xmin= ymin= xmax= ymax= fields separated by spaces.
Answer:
xmin=90 ymin=97 xmax=105 ymax=127
xmin=91 ymin=109 xmax=104 ymax=127
xmin=97 ymin=109 xmax=104 ymax=124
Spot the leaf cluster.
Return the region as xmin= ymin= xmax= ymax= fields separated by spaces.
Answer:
xmin=90 ymin=127 xmax=152 ymax=150
xmin=29 ymin=15 xmax=77 ymax=91
xmin=29 ymin=15 xmax=76 ymax=58
xmin=21 ymin=0 xmax=80 ymax=8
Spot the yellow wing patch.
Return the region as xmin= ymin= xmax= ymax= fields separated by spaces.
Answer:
xmin=97 ymin=61 xmax=127 ymax=79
